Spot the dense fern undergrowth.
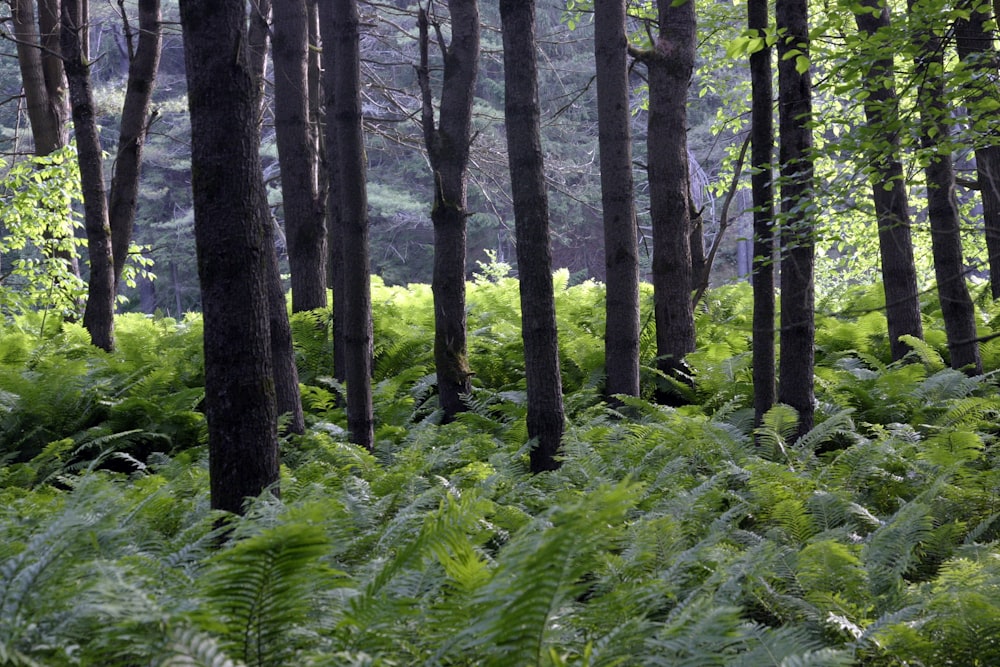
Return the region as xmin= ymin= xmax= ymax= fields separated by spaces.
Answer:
xmin=4 ymin=272 xmax=1000 ymax=666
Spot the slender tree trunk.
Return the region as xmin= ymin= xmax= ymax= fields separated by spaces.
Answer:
xmin=109 ymin=0 xmax=161 ymax=293
xmin=417 ymin=1 xmax=480 ymax=421
xmin=776 ymin=0 xmax=816 ymax=436
xmin=61 ymin=0 xmax=114 ymax=351
xmin=179 ymin=0 xmax=279 ymax=514
xmin=332 ymin=0 xmax=374 ymax=448
xmin=955 ymin=3 xmax=1000 ymax=301
xmin=749 ymin=0 xmax=776 ymax=427
xmin=274 ymin=0 xmax=327 ymax=312
xmin=500 ymin=0 xmax=565 ymax=473
xmin=854 ymin=1 xmax=923 ymax=361
xmin=594 ymin=0 xmax=641 ymax=400
xmin=909 ymin=0 xmax=982 ymax=373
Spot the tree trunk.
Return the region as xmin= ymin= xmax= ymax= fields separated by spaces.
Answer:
xmin=776 ymin=0 xmax=816 ymax=436
xmin=955 ymin=3 xmax=1000 ymax=301
xmin=854 ymin=1 xmax=924 ymax=362
xmin=179 ymin=0 xmax=280 ymax=514
xmin=61 ymin=0 xmax=115 ymax=351
xmin=273 ymin=0 xmax=327 ymax=312
xmin=500 ymin=0 xmax=565 ymax=473
xmin=332 ymin=0 xmax=374 ymax=448
xmin=909 ymin=0 xmax=982 ymax=374
xmin=417 ymin=1 xmax=480 ymax=421
xmin=109 ymin=0 xmax=161 ymax=293
xmin=594 ymin=0 xmax=641 ymax=400
xmin=640 ymin=0 xmax=697 ymax=405
xmin=749 ymin=0 xmax=776 ymax=427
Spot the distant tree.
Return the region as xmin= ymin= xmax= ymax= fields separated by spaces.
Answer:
xmin=179 ymin=0 xmax=280 ymax=513
xmin=594 ymin=0 xmax=640 ymax=400
xmin=499 ymin=0 xmax=565 ymax=472
xmin=749 ymin=0 xmax=775 ymax=427
xmin=854 ymin=0 xmax=923 ymax=361
xmin=273 ymin=0 xmax=327 ymax=312
xmin=60 ymin=0 xmax=114 ymax=351
xmin=631 ymin=0 xmax=697 ymax=405
xmin=416 ymin=0 xmax=480 ymax=421
xmin=909 ymin=0 xmax=982 ymax=374
xmin=776 ymin=0 xmax=816 ymax=435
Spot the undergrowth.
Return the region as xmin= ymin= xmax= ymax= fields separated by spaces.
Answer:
xmin=2 ymin=279 xmax=1000 ymax=665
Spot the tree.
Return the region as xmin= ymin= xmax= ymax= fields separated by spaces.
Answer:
xmin=60 ymin=0 xmax=114 ymax=351
xmin=417 ymin=0 xmax=480 ymax=421
xmin=909 ymin=0 xmax=982 ymax=374
xmin=273 ymin=0 xmax=327 ymax=312
xmin=631 ymin=0 xmax=698 ymax=404
xmin=853 ymin=0 xmax=923 ymax=362
xmin=499 ymin=0 xmax=565 ymax=472
xmin=328 ymin=0 xmax=374 ymax=448
xmin=594 ymin=0 xmax=640 ymax=400
xmin=749 ymin=0 xmax=776 ymax=427
xmin=179 ymin=0 xmax=280 ymax=514
xmin=776 ymin=0 xmax=816 ymax=435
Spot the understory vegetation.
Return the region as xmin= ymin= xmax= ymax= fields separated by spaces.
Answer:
xmin=3 ymin=275 xmax=1000 ymax=666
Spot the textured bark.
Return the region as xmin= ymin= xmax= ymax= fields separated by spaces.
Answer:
xmin=776 ymin=0 xmax=816 ymax=436
xmin=854 ymin=1 xmax=923 ymax=361
xmin=332 ymin=0 xmax=374 ymax=448
xmin=61 ymin=0 xmax=114 ymax=351
xmin=955 ymin=4 xmax=1000 ymax=301
xmin=274 ymin=0 xmax=327 ymax=312
xmin=500 ymin=0 xmax=565 ymax=473
xmin=417 ymin=1 xmax=480 ymax=421
xmin=180 ymin=0 xmax=280 ymax=514
xmin=749 ymin=0 xmax=776 ymax=427
xmin=910 ymin=0 xmax=982 ymax=374
xmin=594 ymin=0 xmax=640 ymax=400
xmin=639 ymin=0 xmax=697 ymax=404
xmin=109 ymin=0 xmax=161 ymax=293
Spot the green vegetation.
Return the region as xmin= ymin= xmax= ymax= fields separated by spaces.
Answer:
xmin=3 ymin=279 xmax=1000 ymax=665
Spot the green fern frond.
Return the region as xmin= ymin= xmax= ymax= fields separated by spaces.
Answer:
xmin=158 ymin=626 xmax=240 ymax=667
xmin=755 ymin=404 xmax=799 ymax=464
xmin=899 ymin=334 xmax=946 ymax=371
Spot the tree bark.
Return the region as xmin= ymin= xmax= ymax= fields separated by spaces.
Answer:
xmin=332 ymin=0 xmax=374 ymax=448
xmin=273 ymin=0 xmax=327 ymax=312
xmin=854 ymin=1 xmax=924 ymax=362
xmin=500 ymin=0 xmax=565 ymax=473
xmin=954 ymin=3 xmax=1000 ymax=301
xmin=594 ymin=0 xmax=641 ymax=400
xmin=61 ymin=0 xmax=114 ymax=351
xmin=749 ymin=0 xmax=776 ymax=428
xmin=109 ymin=0 xmax=161 ymax=293
xmin=417 ymin=1 xmax=480 ymax=421
xmin=776 ymin=0 xmax=816 ymax=436
xmin=179 ymin=0 xmax=280 ymax=514
xmin=909 ymin=0 xmax=982 ymax=374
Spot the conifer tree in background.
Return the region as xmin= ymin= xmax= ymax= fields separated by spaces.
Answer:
xmin=417 ymin=0 xmax=480 ymax=421
xmin=179 ymin=0 xmax=280 ymax=513
xmin=500 ymin=0 xmax=565 ymax=473
xmin=594 ymin=0 xmax=640 ymax=400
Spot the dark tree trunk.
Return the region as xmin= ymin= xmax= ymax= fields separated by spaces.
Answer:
xmin=179 ymin=0 xmax=280 ymax=514
xmin=955 ymin=4 xmax=1000 ymax=301
xmin=499 ymin=0 xmax=565 ymax=473
xmin=636 ymin=0 xmax=697 ymax=404
xmin=61 ymin=0 xmax=114 ymax=351
xmin=273 ymin=0 xmax=327 ymax=312
xmin=910 ymin=0 xmax=982 ymax=374
xmin=417 ymin=1 xmax=480 ymax=421
xmin=776 ymin=0 xmax=816 ymax=436
xmin=109 ymin=0 xmax=161 ymax=293
xmin=854 ymin=1 xmax=924 ymax=361
xmin=594 ymin=0 xmax=641 ymax=400
xmin=749 ymin=0 xmax=776 ymax=427
xmin=332 ymin=0 xmax=374 ymax=448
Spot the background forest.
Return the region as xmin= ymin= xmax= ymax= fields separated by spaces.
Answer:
xmin=3 ymin=0 xmax=1000 ymax=665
